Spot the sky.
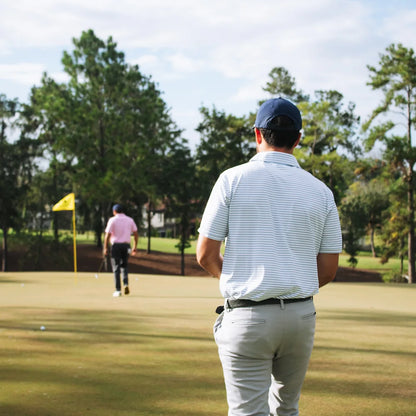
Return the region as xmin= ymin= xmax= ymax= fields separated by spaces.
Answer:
xmin=1 ymin=0 xmax=416 ymax=149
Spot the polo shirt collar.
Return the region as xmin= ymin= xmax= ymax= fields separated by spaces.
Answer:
xmin=250 ymin=151 xmax=300 ymax=168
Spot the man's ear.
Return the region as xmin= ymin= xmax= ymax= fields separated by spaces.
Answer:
xmin=255 ymin=128 xmax=262 ymax=145
xmin=293 ymin=132 xmax=301 ymax=149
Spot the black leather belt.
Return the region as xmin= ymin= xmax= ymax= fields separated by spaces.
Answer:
xmin=215 ymin=297 xmax=312 ymax=314
xmin=226 ymin=297 xmax=312 ymax=309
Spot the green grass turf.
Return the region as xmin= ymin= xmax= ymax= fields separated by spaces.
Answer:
xmin=136 ymin=237 xmax=408 ymax=275
xmin=339 ymin=253 xmax=407 ymax=275
xmin=136 ymin=236 xmax=198 ymax=254
xmin=0 ymin=272 xmax=415 ymax=415
xmin=7 ymin=229 xmax=408 ymax=275
xmin=74 ymin=233 xmax=199 ymax=254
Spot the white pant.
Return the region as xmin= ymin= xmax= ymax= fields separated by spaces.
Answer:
xmin=214 ymin=300 xmax=316 ymax=416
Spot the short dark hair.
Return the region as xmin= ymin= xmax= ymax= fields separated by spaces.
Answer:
xmin=259 ymin=115 xmax=299 ymax=149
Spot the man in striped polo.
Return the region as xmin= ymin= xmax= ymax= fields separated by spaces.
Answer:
xmin=104 ymin=204 xmax=138 ymax=297
xmin=197 ymin=97 xmax=342 ymax=416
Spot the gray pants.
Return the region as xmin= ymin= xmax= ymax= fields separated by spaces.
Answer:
xmin=214 ymin=299 xmax=316 ymax=416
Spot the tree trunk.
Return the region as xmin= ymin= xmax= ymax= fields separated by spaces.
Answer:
xmin=407 ymin=169 xmax=415 ymax=283
xmin=147 ymin=201 xmax=152 ymax=254
xmin=53 ymin=211 xmax=59 ymax=241
xmin=52 ymin=160 xmax=59 ymax=241
xmin=1 ymin=227 xmax=8 ymax=272
xmin=180 ymin=248 xmax=185 ymax=276
xmin=36 ymin=209 xmax=45 ymax=270
xmin=370 ymin=226 xmax=377 ymax=257
xmin=180 ymin=214 xmax=189 ymax=276
xmin=400 ymin=237 xmax=404 ymax=275
xmin=95 ymin=204 xmax=104 ymax=248
xmin=406 ymin=97 xmax=415 ymax=283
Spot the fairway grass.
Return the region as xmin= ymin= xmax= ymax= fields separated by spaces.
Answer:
xmin=0 ymin=272 xmax=415 ymax=416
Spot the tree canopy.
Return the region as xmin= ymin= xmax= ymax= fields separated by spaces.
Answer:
xmin=2 ymin=34 xmax=416 ymax=282
xmin=28 ymin=29 xmax=183 ymax=246
xmin=364 ymin=43 xmax=416 ymax=283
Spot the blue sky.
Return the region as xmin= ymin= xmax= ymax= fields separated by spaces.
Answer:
xmin=1 ymin=0 xmax=416 ymax=149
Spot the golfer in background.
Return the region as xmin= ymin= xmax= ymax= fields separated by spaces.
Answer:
xmin=104 ymin=204 xmax=138 ymax=297
xmin=197 ymin=97 xmax=342 ymax=416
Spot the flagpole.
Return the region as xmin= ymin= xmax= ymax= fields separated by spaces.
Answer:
xmin=72 ymin=207 xmax=77 ymax=274
xmin=52 ymin=193 xmax=77 ymax=279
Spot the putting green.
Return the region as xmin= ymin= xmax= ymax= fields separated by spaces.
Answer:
xmin=0 ymin=272 xmax=415 ymax=415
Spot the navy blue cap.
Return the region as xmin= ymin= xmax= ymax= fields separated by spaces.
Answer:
xmin=112 ymin=204 xmax=123 ymax=213
xmin=255 ymin=97 xmax=302 ymax=131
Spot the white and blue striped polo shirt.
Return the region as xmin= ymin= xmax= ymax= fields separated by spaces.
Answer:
xmin=198 ymin=151 xmax=342 ymax=301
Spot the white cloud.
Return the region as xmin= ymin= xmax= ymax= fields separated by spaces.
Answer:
xmin=1 ymin=0 xmax=416 ymax=145
xmin=0 ymin=63 xmax=46 ymax=85
xmin=384 ymin=9 xmax=416 ymax=46
xmin=50 ymin=71 xmax=70 ymax=84
xmin=166 ymin=53 xmax=204 ymax=74
xmin=132 ymin=54 xmax=161 ymax=72
xmin=231 ymin=81 xmax=264 ymax=104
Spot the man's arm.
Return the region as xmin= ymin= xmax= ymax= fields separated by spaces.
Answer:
xmin=103 ymin=232 xmax=111 ymax=257
xmin=131 ymin=231 xmax=139 ymax=255
xmin=196 ymin=234 xmax=223 ymax=279
xmin=317 ymin=253 xmax=339 ymax=287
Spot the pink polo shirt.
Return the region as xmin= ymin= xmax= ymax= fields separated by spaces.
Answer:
xmin=105 ymin=213 xmax=138 ymax=244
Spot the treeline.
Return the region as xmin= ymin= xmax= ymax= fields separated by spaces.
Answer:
xmin=0 ymin=30 xmax=415 ymax=282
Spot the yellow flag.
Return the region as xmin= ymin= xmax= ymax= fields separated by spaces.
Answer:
xmin=53 ymin=193 xmax=75 ymax=211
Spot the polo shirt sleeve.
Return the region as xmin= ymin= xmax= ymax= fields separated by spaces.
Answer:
xmin=105 ymin=218 xmax=114 ymax=234
xmin=130 ymin=218 xmax=138 ymax=233
xmin=198 ymin=173 xmax=230 ymax=241
xmin=319 ymin=196 xmax=343 ymax=253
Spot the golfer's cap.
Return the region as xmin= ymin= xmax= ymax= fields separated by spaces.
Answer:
xmin=254 ymin=97 xmax=302 ymax=131
xmin=113 ymin=204 xmax=123 ymax=213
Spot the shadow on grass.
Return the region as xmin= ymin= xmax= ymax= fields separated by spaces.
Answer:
xmin=0 ymin=306 xmax=215 ymax=343
xmin=2 ymin=304 xmax=415 ymax=415
xmin=304 ymin=307 xmax=416 ymax=410
xmin=0 ymin=307 xmax=224 ymax=416
xmin=318 ymin=309 xmax=416 ymax=328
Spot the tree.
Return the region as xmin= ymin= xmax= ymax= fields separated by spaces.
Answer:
xmin=0 ymin=95 xmax=38 ymax=271
xmin=344 ymin=179 xmax=390 ymax=257
xmin=22 ymin=75 xmax=74 ymax=240
xmin=195 ymin=106 xmax=254 ymax=205
xmin=378 ymin=177 xmax=408 ymax=275
xmin=295 ymin=90 xmax=360 ymax=204
xmin=163 ymin=140 xmax=198 ymax=275
xmin=339 ymin=194 xmax=368 ymax=268
xmin=28 ymin=29 xmax=181 ymax=248
xmin=129 ymin=87 xmax=183 ymax=254
xmin=60 ymin=29 xmax=145 ymax=245
xmin=261 ymin=68 xmax=360 ymax=204
xmin=299 ymin=90 xmax=361 ymax=157
xmin=262 ymin=67 xmax=309 ymax=103
xmin=363 ymin=43 xmax=416 ymax=283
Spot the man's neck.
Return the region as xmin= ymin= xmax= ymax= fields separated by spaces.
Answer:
xmin=257 ymin=145 xmax=294 ymax=155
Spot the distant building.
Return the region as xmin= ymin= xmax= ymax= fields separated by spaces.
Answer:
xmin=142 ymin=203 xmax=177 ymax=238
